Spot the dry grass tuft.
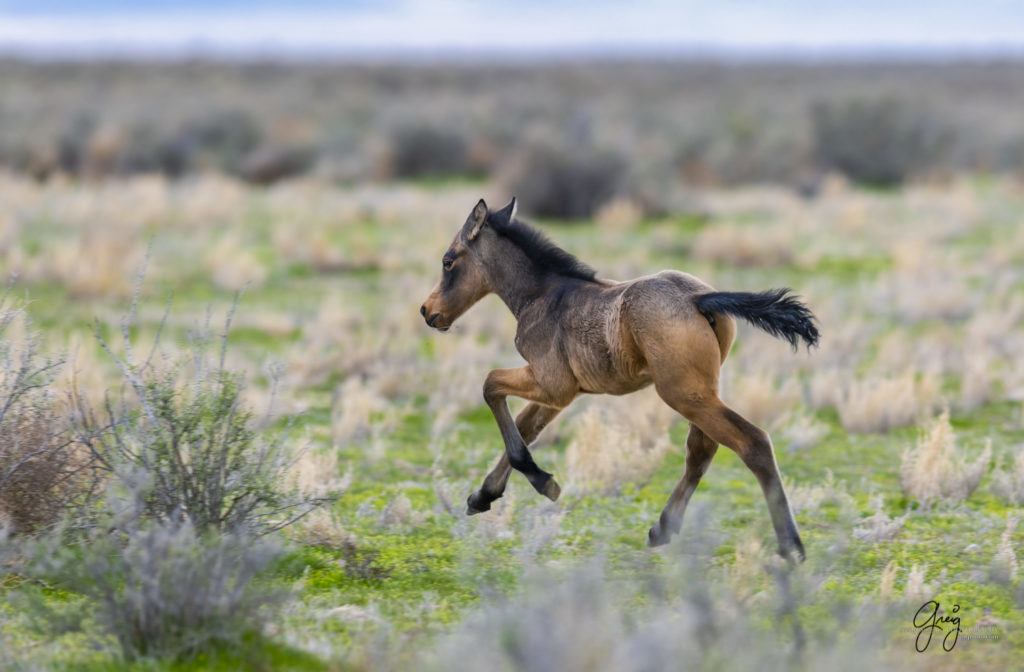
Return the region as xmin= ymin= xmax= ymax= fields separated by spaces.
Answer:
xmin=991 ymin=448 xmax=1024 ymax=505
xmin=808 ymin=366 xmax=845 ymax=411
xmin=205 ymin=232 xmax=268 ymax=290
xmin=785 ymin=470 xmax=856 ymax=518
xmin=331 ymin=376 xmax=392 ymax=447
xmin=378 ymin=492 xmax=430 ymax=528
xmin=595 ymin=197 xmax=643 ymax=232
xmin=903 ymin=564 xmax=932 ymax=602
xmin=565 ymin=392 xmax=675 ymax=494
xmin=959 ymin=345 xmax=998 ymax=410
xmin=878 ymin=560 xmax=899 ymax=600
xmin=990 ymin=515 xmax=1018 ymax=583
xmin=853 ymin=495 xmax=905 ymax=543
xmin=899 ymin=411 xmax=990 ymax=507
xmin=837 ymin=371 xmax=940 ymax=434
xmin=290 ymin=447 xmax=351 ymax=500
xmin=292 ymin=509 xmax=354 ymax=550
xmin=777 ymin=410 xmax=829 ymax=452
xmin=692 ymin=221 xmax=795 ymax=267
xmin=721 ymin=370 xmax=802 ymax=428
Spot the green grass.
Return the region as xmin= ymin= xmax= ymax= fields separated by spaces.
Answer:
xmin=3 ymin=177 xmax=1023 ymax=670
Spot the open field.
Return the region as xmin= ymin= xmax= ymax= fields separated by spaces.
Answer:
xmin=1 ymin=167 xmax=1023 ymax=669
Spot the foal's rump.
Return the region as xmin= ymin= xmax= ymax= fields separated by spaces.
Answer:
xmin=619 ymin=273 xmax=819 ymax=383
xmin=618 ymin=270 xmax=732 ymax=373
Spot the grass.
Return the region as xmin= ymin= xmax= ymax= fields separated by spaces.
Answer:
xmin=2 ymin=173 xmax=1023 ymax=669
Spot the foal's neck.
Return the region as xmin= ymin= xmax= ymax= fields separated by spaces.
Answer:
xmin=483 ymin=248 xmax=554 ymax=320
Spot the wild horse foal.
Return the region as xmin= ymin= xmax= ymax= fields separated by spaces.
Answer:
xmin=420 ymin=198 xmax=819 ymax=561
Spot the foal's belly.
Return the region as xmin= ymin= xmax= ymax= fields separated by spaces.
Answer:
xmin=579 ymin=373 xmax=653 ymax=396
xmin=572 ymin=355 xmax=653 ymax=396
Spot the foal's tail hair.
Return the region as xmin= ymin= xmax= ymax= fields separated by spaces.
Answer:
xmin=696 ymin=288 xmax=820 ymax=350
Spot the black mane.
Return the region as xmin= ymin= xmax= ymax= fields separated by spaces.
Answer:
xmin=489 ymin=215 xmax=598 ymax=282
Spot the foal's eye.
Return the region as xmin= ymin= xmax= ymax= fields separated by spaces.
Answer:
xmin=443 ymin=258 xmax=454 ymax=271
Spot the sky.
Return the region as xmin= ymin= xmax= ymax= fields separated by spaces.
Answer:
xmin=1 ymin=0 xmax=1023 ymax=59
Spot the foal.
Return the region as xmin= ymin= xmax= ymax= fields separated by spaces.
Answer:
xmin=420 ymin=198 xmax=819 ymax=561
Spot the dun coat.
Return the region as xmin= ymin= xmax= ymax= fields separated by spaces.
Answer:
xmin=421 ymin=198 xmax=819 ymax=561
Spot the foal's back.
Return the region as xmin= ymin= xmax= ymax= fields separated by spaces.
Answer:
xmin=549 ymin=270 xmax=734 ymax=396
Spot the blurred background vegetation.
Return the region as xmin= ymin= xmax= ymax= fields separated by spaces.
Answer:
xmin=2 ymin=59 xmax=1023 ymax=215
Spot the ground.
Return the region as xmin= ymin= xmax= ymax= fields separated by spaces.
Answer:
xmin=1 ymin=173 xmax=1022 ymax=670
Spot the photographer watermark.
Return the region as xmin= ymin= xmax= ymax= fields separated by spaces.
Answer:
xmin=904 ymin=601 xmax=1002 ymax=652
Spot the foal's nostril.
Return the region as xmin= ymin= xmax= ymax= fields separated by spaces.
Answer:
xmin=420 ymin=305 xmax=427 ymax=317
xmin=426 ymin=313 xmax=440 ymax=327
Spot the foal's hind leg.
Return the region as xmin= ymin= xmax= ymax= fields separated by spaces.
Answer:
xmin=466 ymin=403 xmax=561 ymax=515
xmin=657 ymin=386 xmax=805 ymax=561
xmin=648 ymin=424 xmax=718 ymax=546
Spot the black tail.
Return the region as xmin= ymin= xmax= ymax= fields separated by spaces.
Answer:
xmin=696 ymin=288 xmax=820 ymax=350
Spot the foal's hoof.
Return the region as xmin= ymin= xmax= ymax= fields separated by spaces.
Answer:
xmin=541 ymin=477 xmax=561 ymax=502
xmin=465 ymin=491 xmax=492 ymax=516
xmin=647 ymin=524 xmax=670 ymax=548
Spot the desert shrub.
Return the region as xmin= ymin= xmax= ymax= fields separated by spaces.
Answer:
xmin=900 ymin=411 xmax=990 ymax=507
xmin=116 ymin=122 xmax=190 ymax=176
xmin=675 ymin=111 xmax=806 ymax=186
xmin=56 ymin=112 xmax=97 ymax=175
xmin=811 ymin=97 xmax=953 ymax=186
xmin=0 ymin=285 xmax=94 ymax=535
xmin=26 ymin=514 xmax=282 ymax=662
xmin=502 ymin=142 xmax=628 ymax=219
xmin=236 ymin=145 xmax=314 ymax=184
xmin=71 ymin=291 xmax=328 ymax=535
xmin=429 ymin=551 xmax=899 ymax=672
xmin=386 ymin=123 xmax=473 ymax=179
xmin=178 ymin=108 xmax=263 ymax=174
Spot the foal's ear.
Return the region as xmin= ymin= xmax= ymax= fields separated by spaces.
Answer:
xmin=466 ymin=198 xmax=488 ymax=241
xmin=495 ymin=196 xmax=517 ymax=222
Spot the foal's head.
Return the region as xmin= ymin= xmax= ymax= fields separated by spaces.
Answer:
xmin=419 ymin=197 xmax=516 ymax=331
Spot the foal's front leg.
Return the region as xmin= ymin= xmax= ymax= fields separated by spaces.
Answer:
xmin=482 ymin=367 xmax=567 ymax=502
xmin=467 ymin=403 xmax=562 ymax=514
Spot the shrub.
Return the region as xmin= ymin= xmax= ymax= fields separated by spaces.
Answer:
xmin=501 ymin=143 xmax=628 ymax=219
xmin=178 ymin=109 xmax=263 ymax=174
xmin=429 ymin=553 xmax=898 ymax=672
xmin=236 ymin=145 xmax=314 ymax=184
xmin=0 ymin=284 xmax=94 ymax=535
xmin=675 ymin=111 xmax=806 ymax=186
xmin=29 ymin=516 xmax=282 ymax=662
xmin=71 ymin=290 xmax=329 ymax=535
xmin=811 ymin=97 xmax=954 ymax=186
xmin=386 ymin=124 xmax=473 ymax=179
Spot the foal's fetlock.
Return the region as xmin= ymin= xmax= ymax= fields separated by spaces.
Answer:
xmin=466 ymin=490 xmax=497 ymax=515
